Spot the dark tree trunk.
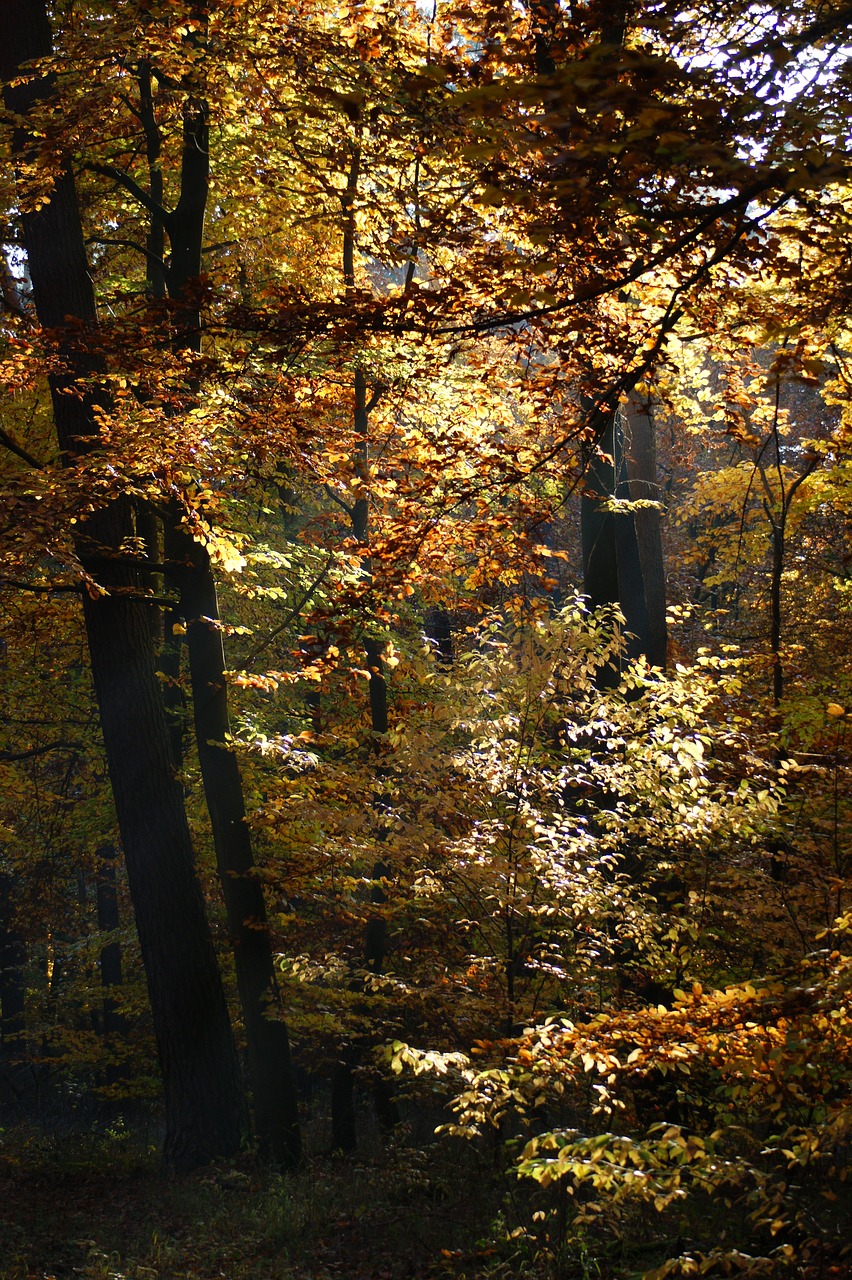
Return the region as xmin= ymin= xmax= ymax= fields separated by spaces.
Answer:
xmin=330 ymin=190 xmax=398 ymax=1143
xmin=3 ymin=0 xmax=247 ymax=1172
xmin=80 ymin=512 xmax=248 ymax=1171
xmin=581 ymin=415 xmax=621 ymax=610
xmin=582 ymin=396 xmax=666 ymax=675
xmin=352 ymin=368 xmax=390 ymax=738
xmin=169 ymin=525 xmax=302 ymax=1168
xmin=619 ymin=395 xmax=667 ymax=670
xmin=0 ymin=873 xmax=26 ymax=1060
xmin=769 ymin=521 xmax=784 ymax=708
xmin=331 ymin=1050 xmax=358 ymax=1152
xmin=581 ymin=416 xmax=622 ymax=687
xmin=154 ymin=77 xmax=301 ymax=1168
xmin=424 ymin=606 xmax=454 ymax=664
xmin=95 ymin=845 xmax=127 ymax=1087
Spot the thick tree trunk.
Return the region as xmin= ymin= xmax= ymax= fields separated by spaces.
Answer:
xmin=331 ymin=1050 xmax=358 ymax=1152
xmin=3 ymin=0 xmax=247 ymax=1171
xmin=581 ymin=415 xmax=621 ymax=609
xmin=80 ymin=508 xmax=248 ymax=1170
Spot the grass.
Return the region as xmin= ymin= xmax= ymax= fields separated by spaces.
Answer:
xmin=0 ymin=1110 xmax=512 ymax=1280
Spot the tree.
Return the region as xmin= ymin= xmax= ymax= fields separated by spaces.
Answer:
xmin=1 ymin=0 xmax=247 ymax=1173
xmin=1 ymin=2 xmax=851 ymax=1235
xmin=582 ymin=392 xmax=667 ymax=673
xmin=132 ymin=24 xmax=301 ymax=1166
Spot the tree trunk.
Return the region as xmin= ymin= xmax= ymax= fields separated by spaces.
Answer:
xmin=581 ymin=415 xmax=622 ymax=686
xmin=331 ymin=1050 xmax=358 ymax=1152
xmin=424 ymin=606 xmax=454 ymax=664
xmin=2 ymin=0 xmax=248 ymax=1172
xmin=0 ymin=873 xmax=26 ymax=1060
xmin=169 ymin=525 xmax=302 ymax=1167
xmin=95 ymin=844 xmax=127 ymax=1085
xmin=155 ymin=78 xmax=301 ymax=1168
xmin=581 ymin=396 xmax=666 ymax=674
xmin=619 ymin=394 xmax=667 ymax=670
xmin=330 ymin=182 xmax=398 ymax=1143
xmin=769 ymin=518 xmax=784 ymax=708
xmin=95 ymin=845 xmax=125 ymax=1033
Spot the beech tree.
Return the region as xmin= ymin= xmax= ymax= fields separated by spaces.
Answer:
xmin=1 ymin=0 xmax=247 ymax=1172
xmin=2 ymin=8 xmax=851 ymax=1250
xmin=581 ymin=393 xmax=667 ymax=673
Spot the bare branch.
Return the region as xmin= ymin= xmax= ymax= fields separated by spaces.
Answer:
xmin=87 ymin=236 xmax=168 ymax=273
xmin=0 ymin=741 xmax=83 ymax=762
xmin=85 ymin=161 xmax=173 ymax=228
xmin=243 ymin=554 xmax=335 ymax=666
xmin=0 ymin=426 xmax=47 ymax=470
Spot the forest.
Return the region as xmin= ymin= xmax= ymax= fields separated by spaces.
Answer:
xmin=1 ymin=0 xmax=851 ymax=1277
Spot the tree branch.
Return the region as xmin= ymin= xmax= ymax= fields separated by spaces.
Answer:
xmin=0 ymin=426 xmax=47 ymax=470
xmin=87 ymin=236 xmax=168 ymax=273
xmin=243 ymin=554 xmax=335 ymax=666
xmin=434 ymin=166 xmax=847 ymax=336
xmin=85 ymin=161 xmax=173 ymax=228
xmin=0 ymin=741 xmax=83 ymax=762
xmin=324 ymin=483 xmax=355 ymax=517
xmin=0 ymin=577 xmax=83 ymax=594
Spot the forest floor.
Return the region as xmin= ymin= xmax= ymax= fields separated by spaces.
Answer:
xmin=0 ymin=1110 xmax=520 ymax=1280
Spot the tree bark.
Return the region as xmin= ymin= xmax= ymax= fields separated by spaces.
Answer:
xmin=95 ymin=844 xmax=127 ymax=1086
xmin=0 ymin=873 xmax=26 ymax=1060
xmin=581 ymin=396 xmax=666 ymax=674
xmin=619 ymin=394 xmax=667 ymax=670
xmin=2 ymin=0 xmax=247 ymax=1171
xmin=95 ymin=845 xmax=125 ymax=1033
xmin=328 ymin=170 xmax=399 ymax=1147
xmin=153 ymin=67 xmax=301 ymax=1168
xmin=169 ymin=525 xmax=302 ymax=1167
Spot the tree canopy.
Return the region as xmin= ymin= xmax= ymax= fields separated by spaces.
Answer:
xmin=1 ymin=0 xmax=851 ymax=1276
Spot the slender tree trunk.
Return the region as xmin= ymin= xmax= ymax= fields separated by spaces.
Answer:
xmin=155 ymin=75 xmax=301 ymax=1168
xmin=758 ymin=440 xmax=816 ymax=709
xmin=581 ymin=397 xmax=666 ymax=674
xmin=581 ymin=415 xmax=621 ymax=686
xmin=769 ymin=520 xmax=784 ymax=707
xmin=0 ymin=873 xmax=26 ymax=1060
xmin=169 ymin=524 xmax=302 ymax=1167
xmin=329 ymin=165 xmax=399 ymax=1148
xmin=95 ymin=845 xmax=125 ymax=1035
xmin=352 ymin=370 xmax=390 ymax=737
xmin=2 ymin=0 xmax=248 ymax=1172
xmin=619 ymin=394 xmax=667 ymax=669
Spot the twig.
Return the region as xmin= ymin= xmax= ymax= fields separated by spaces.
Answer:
xmin=243 ymin=554 xmax=335 ymax=666
xmin=0 ymin=427 xmax=47 ymax=470
xmin=0 ymin=742 xmax=83 ymax=762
